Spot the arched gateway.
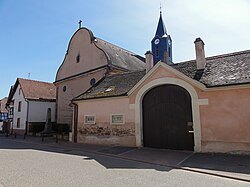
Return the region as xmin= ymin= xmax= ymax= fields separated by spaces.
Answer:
xmin=142 ymin=84 xmax=194 ymax=151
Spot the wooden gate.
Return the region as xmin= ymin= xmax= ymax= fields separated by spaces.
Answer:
xmin=142 ymin=85 xmax=194 ymax=151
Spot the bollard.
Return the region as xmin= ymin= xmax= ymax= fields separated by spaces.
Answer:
xmin=23 ymin=133 xmax=26 ymax=139
xmin=14 ymin=133 xmax=17 ymax=138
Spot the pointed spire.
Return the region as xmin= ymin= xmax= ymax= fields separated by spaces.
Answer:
xmin=155 ymin=12 xmax=167 ymax=37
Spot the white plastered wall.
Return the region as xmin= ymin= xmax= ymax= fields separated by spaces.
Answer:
xmin=28 ymin=101 xmax=56 ymax=122
xmin=13 ymin=85 xmax=27 ymax=130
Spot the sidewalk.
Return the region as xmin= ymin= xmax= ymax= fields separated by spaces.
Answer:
xmin=1 ymin=134 xmax=250 ymax=182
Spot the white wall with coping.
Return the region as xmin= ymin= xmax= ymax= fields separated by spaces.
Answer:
xmin=28 ymin=101 xmax=56 ymax=122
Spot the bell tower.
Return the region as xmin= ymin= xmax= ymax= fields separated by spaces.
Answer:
xmin=151 ymin=11 xmax=172 ymax=65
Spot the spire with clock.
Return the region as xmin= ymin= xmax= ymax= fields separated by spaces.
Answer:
xmin=151 ymin=11 xmax=172 ymax=65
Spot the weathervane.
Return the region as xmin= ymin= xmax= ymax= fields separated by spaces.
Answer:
xmin=78 ymin=20 xmax=82 ymax=29
xmin=160 ymin=2 xmax=162 ymax=13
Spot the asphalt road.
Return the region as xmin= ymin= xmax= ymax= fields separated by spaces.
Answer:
xmin=0 ymin=137 xmax=249 ymax=187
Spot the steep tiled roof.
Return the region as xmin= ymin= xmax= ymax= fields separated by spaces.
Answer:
xmin=74 ymin=71 xmax=145 ymax=100
xmin=8 ymin=78 xmax=56 ymax=102
xmin=172 ymin=50 xmax=250 ymax=87
xmin=95 ymin=38 xmax=145 ymax=71
xmin=200 ymin=50 xmax=250 ymax=87
xmin=74 ymin=49 xmax=250 ymax=100
xmin=18 ymin=78 xmax=56 ymax=100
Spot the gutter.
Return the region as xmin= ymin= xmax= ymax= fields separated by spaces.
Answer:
xmin=25 ymin=99 xmax=29 ymax=135
xmin=71 ymin=101 xmax=78 ymax=143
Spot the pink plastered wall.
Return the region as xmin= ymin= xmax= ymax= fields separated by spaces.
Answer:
xmin=76 ymin=97 xmax=136 ymax=146
xmin=77 ymin=97 xmax=134 ymax=125
xmin=199 ymin=88 xmax=250 ymax=152
xmin=129 ymin=65 xmax=250 ymax=152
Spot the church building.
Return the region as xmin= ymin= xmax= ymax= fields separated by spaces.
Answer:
xmin=56 ymin=12 xmax=250 ymax=153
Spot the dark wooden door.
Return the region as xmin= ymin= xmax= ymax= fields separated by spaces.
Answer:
xmin=142 ymin=85 xmax=194 ymax=151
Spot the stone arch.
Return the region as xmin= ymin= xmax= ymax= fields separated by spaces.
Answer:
xmin=134 ymin=77 xmax=201 ymax=152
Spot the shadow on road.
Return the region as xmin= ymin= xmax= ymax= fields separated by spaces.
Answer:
xmin=1 ymin=134 xmax=250 ymax=180
xmin=0 ymin=134 xmax=171 ymax=172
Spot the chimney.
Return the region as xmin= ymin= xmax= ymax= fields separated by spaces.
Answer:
xmin=194 ymin=38 xmax=206 ymax=70
xmin=145 ymin=50 xmax=154 ymax=73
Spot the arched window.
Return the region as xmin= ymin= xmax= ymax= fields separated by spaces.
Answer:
xmin=76 ymin=54 xmax=80 ymax=63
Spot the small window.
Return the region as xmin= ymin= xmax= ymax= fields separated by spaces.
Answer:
xmin=17 ymin=118 xmax=20 ymax=128
xmin=18 ymin=101 xmax=21 ymax=112
xmin=84 ymin=115 xmax=96 ymax=125
xmin=90 ymin=78 xmax=96 ymax=86
xmin=110 ymin=114 xmax=125 ymax=125
xmin=63 ymin=86 xmax=67 ymax=92
xmin=76 ymin=54 xmax=80 ymax=63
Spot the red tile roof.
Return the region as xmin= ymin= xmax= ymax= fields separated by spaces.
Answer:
xmin=18 ymin=78 xmax=56 ymax=101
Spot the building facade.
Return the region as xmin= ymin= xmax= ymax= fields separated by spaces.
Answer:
xmin=69 ymin=13 xmax=250 ymax=154
xmin=0 ymin=97 xmax=8 ymax=132
xmin=73 ymin=43 xmax=250 ymax=153
xmin=6 ymin=78 xmax=56 ymax=134
xmin=55 ymin=27 xmax=145 ymax=130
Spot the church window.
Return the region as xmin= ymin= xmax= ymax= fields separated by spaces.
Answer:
xmin=76 ymin=54 xmax=80 ymax=63
xmin=169 ymin=47 xmax=171 ymax=57
xmin=156 ymin=46 xmax=159 ymax=57
xmin=90 ymin=78 xmax=96 ymax=86
xmin=63 ymin=86 xmax=67 ymax=92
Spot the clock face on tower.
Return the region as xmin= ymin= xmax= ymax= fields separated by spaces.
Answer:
xmin=154 ymin=39 xmax=160 ymax=45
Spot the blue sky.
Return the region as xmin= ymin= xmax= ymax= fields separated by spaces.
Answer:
xmin=0 ymin=0 xmax=250 ymax=99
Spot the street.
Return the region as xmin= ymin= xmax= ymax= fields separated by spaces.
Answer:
xmin=0 ymin=136 xmax=249 ymax=187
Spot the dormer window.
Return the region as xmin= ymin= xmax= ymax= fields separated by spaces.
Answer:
xmin=76 ymin=54 xmax=80 ymax=63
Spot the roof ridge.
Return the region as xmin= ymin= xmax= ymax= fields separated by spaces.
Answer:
xmin=206 ymin=49 xmax=250 ymax=61
xmin=18 ymin=78 xmax=54 ymax=85
xmin=175 ymin=49 xmax=250 ymax=65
